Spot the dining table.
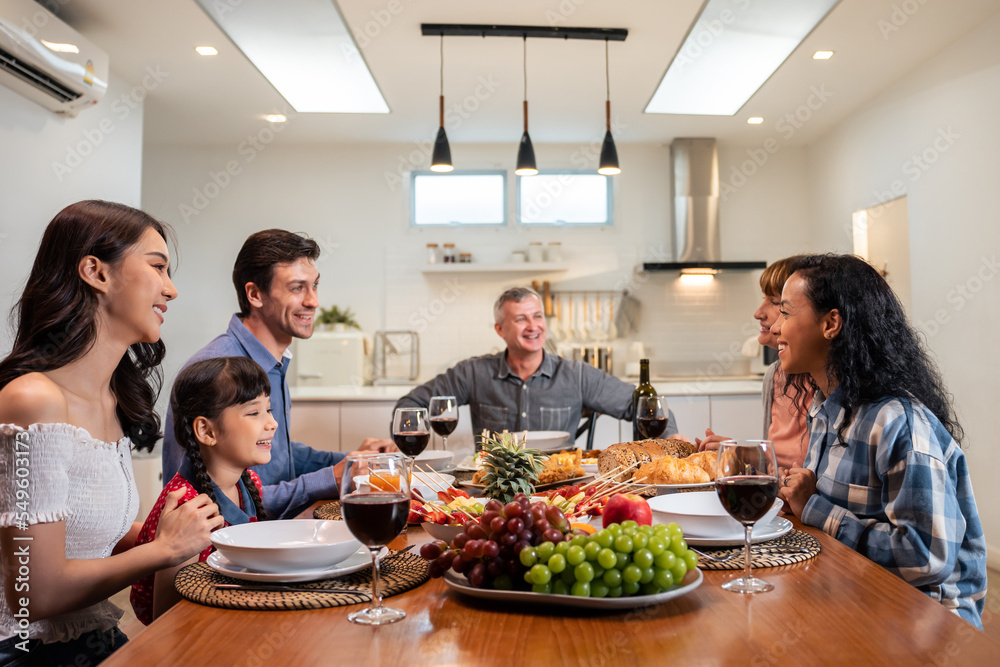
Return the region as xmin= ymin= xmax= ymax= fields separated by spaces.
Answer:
xmin=103 ymin=500 xmax=1000 ymax=666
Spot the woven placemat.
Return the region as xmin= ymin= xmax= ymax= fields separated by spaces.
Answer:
xmin=175 ymin=550 xmax=429 ymax=610
xmin=313 ymin=500 xmax=341 ymax=521
xmin=694 ymin=529 xmax=821 ymax=570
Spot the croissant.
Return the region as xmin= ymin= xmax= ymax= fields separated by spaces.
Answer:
xmin=683 ymin=451 xmax=719 ymax=481
xmin=635 ymin=456 xmax=710 ymax=485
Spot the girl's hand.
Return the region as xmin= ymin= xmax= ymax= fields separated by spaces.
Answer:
xmin=153 ymin=489 xmax=223 ymax=566
xmin=777 ymin=464 xmax=816 ymax=518
xmin=695 ymin=428 xmax=731 ymax=452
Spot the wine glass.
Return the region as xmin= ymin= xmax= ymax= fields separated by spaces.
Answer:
xmin=715 ymin=440 xmax=779 ymax=594
xmin=635 ymin=396 xmax=668 ymax=439
xmin=428 ymin=396 xmax=458 ymax=450
xmin=392 ymin=407 xmax=430 ymax=458
xmin=340 ymin=452 xmax=412 ymax=625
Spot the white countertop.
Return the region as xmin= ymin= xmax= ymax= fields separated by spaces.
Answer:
xmin=290 ymin=377 xmax=763 ymax=401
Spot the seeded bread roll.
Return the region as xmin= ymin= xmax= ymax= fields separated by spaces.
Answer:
xmin=644 ymin=438 xmax=697 ymax=459
xmin=596 ymin=438 xmax=697 ymax=481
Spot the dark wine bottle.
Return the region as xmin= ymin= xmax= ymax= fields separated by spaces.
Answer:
xmin=632 ymin=358 xmax=656 ymax=440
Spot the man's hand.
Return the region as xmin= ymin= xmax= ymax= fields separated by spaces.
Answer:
xmin=358 ymin=438 xmax=396 ymax=453
xmin=695 ymin=428 xmax=731 ymax=452
xmin=777 ymin=463 xmax=816 ymax=518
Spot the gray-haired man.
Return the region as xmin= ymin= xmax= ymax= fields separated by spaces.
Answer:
xmin=394 ymin=287 xmax=678 ymax=440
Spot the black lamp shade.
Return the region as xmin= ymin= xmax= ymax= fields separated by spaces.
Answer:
xmin=515 ymin=131 xmax=537 ymax=175
xmin=430 ymin=126 xmax=453 ymax=172
xmin=598 ymin=130 xmax=620 ymax=175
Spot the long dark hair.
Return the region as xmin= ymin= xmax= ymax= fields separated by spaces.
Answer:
xmin=170 ymin=357 xmax=269 ymax=519
xmin=232 ymin=229 xmax=319 ymax=317
xmin=789 ymin=253 xmax=963 ymax=445
xmin=0 ymin=200 xmax=171 ymax=451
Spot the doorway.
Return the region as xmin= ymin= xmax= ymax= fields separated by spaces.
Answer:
xmin=852 ymin=196 xmax=912 ymax=313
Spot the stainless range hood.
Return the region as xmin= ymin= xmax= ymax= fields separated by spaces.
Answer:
xmin=644 ymin=138 xmax=765 ymax=273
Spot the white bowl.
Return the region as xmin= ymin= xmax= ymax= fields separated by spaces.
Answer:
xmin=523 ymin=431 xmax=571 ymax=452
xmin=416 ymin=450 xmax=454 ymax=471
xmin=210 ymin=520 xmax=361 ymax=573
xmin=648 ymin=491 xmax=782 ymax=538
xmin=421 ymin=522 xmax=466 ymax=543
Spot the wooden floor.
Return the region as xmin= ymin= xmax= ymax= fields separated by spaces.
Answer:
xmin=111 ymin=567 xmax=1000 ymax=644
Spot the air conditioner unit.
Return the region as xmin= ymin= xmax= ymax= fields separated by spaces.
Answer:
xmin=0 ymin=0 xmax=108 ymax=117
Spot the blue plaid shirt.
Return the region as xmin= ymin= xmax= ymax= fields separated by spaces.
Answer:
xmin=801 ymin=387 xmax=987 ymax=629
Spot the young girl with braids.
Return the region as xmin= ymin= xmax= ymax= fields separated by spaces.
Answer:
xmin=130 ymin=357 xmax=276 ymax=624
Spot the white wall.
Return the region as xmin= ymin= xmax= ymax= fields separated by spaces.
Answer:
xmin=0 ymin=73 xmax=145 ymax=354
xmin=142 ymin=140 xmax=813 ymax=396
xmin=806 ymin=13 xmax=1000 ymax=559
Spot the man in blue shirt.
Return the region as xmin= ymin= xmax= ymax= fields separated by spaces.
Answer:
xmin=162 ymin=230 xmax=393 ymax=518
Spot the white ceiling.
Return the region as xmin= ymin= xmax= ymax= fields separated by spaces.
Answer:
xmin=51 ymin=0 xmax=1000 ymax=147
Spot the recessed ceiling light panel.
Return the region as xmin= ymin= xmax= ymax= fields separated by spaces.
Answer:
xmin=195 ymin=46 xmax=218 ymax=56
xmin=195 ymin=0 xmax=389 ymax=113
xmin=646 ymin=0 xmax=840 ymax=116
xmin=813 ymin=50 xmax=834 ymax=59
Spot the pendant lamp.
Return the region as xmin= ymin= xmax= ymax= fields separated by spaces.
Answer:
xmin=514 ymin=35 xmax=537 ymax=176
xmin=598 ymin=39 xmax=621 ymax=175
xmin=430 ymin=34 xmax=453 ymax=172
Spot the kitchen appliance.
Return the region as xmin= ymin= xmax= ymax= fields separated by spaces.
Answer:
xmin=373 ymin=331 xmax=420 ymax=385
xmin=294 ymin=331 xmax=367 ymax=387
xmin=643 ymin=138 xmax=765 ymax=273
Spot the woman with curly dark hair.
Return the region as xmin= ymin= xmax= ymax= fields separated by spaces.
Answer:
xmin=0 ymin=201 xmax=223 ymax=664
xmin=776 ymin=253 xmax=986 ymax=629
xmin=131 ymin=356 xmax=275 ymax=624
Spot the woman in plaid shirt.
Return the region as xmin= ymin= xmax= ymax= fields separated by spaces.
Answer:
xmin=774 ymin=254 xmax=986 ymax=629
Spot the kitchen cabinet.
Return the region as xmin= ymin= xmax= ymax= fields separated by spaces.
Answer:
xmin=709 ymin=394 xmax=765 ymax=440
xmin=290 ymin=400 xmax=344 ymax=452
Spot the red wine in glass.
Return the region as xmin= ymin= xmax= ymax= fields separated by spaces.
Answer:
xmin=716 ymin=476 xmax=778 ymax=523
xmin=429 ymin=417 xmax=458 ymax=437
xmin=341 ymin=493 xmax=410 ymax=546
xmin=393 ymin=431 xmax=430 ymax=456
xmin=637 ymin=416 xmax=668 ymax=439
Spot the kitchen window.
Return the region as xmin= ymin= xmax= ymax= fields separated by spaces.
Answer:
xmin=411 ymin=171 xmax=507 ymax=226
xmin=517 ymin=171 xmax=612 ymax=226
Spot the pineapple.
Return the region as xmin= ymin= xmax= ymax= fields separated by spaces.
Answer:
xmin=477 ymin=430 xmax=543 ymax=504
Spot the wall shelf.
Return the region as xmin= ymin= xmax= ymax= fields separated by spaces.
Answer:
xmin=421 ymin=263 xmax=568 ymax=274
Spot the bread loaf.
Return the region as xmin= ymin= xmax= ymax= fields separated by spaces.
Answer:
xmin=596 ymin=438 xmax=698 ymax=482
xmin=683 ymin=451 xmax=718 ymax=481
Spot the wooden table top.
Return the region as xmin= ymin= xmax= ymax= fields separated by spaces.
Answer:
xmin=104 ymin=504 xmax=999 ymax=666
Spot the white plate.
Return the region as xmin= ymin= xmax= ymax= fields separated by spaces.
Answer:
xmin=581 ymin=462 xmax=599 ymax=474
xmin=209 ymin=520 xmax=360 ymax=573
xmin=415 ymin=450 xmax=454 ymax=470
xmin=443 ymin=567 xmax=702 ymax=609
xmin=206 ymin=546 xmax=383 ymax=583
xmin=631 ymin=481 xmax=715 ymax=495
xmin=648 ymin=491 xmax=782 ymax=536
xmin=523 ymin=431 xmax=572 ymax=452
xmin=681 ymin=517 xmax=794 ymax=547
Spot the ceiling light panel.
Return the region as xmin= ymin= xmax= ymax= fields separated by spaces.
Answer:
xmin=195 ymin=0 xmax=389 ymax=113
xmin=645 ymin=0 xmax=840 ymax=116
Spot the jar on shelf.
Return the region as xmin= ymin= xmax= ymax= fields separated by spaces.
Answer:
xmin=442 ymin=243 xmax=456 ymax=263
xmin=426 ymin=243 xmax=441 ymax=265
xmin=527 ymin=242 xmax=544 ymax=263
xmin=459 ymin=253 xmax=472 ymax=264
xmin=546 ymin=242 xmax=563 ymax=263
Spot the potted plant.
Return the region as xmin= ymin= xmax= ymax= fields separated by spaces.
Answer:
xmin=317 ymin=305 xmax=361 ymax=332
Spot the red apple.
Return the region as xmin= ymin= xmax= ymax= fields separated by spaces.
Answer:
xmin=602 ymin=493 xmax=653 ymax=528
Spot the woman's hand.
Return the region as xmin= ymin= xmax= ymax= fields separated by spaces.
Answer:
xmin=358 ymin=438 xmax=396 ymax=453
xmin=777 ymin=464 xmax=816 ymax=518
xmin=695 ymin=428 xmax=731 ymax=452
xmin=153 ymin=490 xmax=223 ymax=566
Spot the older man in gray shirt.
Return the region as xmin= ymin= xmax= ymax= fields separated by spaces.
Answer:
xmin=395 ymin=287 xmax=677 ymax=441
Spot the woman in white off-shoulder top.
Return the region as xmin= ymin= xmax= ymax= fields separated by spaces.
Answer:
xmin=0 ymin=201 xmax=224 ymax=665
